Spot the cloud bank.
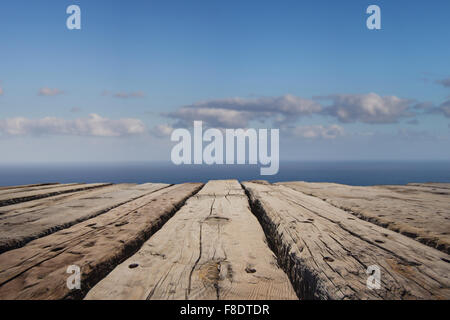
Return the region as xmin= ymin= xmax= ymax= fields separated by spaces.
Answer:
xmin=0 ymin=114 xmax=146 ymax=137
xmin=166 ymin=94 xmax=322 ymax=127
xmin=165 ymin=93 xmax=430 ymax=128
xmin=320 ymin=93 xmax=415 ymax=124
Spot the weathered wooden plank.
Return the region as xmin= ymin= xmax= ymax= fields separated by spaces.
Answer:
xmin=0 ymin=183 xmax=78 ymax=198
xmin=0 ymin=184 xmax=121 ymax=217
xmin=0 ymin=183 xmax=110 ymax=207
xmin=243 ymin=181 xmax=450 ymax=300
xmin=0 ymin=183 xmax=170 ymax=253
xmin=279 ymin=181 xmax=450 ymax=254
xmin=0 ymin=183 xmax=58 ymax=191
xmin=0 ymin=183 xmax=202 ymax=300
xmin=85 ymin=180 xmax=297 ymax=300
xmin=408 ymin=182 xmax=450 ymax=190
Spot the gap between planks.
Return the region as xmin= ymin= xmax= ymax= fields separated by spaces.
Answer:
xmin=85 ymin=180 xmax=298 ymax=300
xmin=0 ymin=183 xmax=203 ymax=299
xmin=242 ymin=181 xmax=450 ymax=300
xmin=0 ymin=183 xmax=171 ymax=253
xmin=0 ymin=183 xmax=113 ymax=207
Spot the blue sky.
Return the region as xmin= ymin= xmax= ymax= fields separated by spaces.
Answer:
xmin=0 ymin=0 xmax=449 ymax=162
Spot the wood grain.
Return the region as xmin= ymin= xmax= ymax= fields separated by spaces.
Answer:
xmin=85 ymin=180 xmax=297 ymax=300
xmin=0 ymin=183 xmax=169 ymax=253
xmin=0 ymin=184 xmax=122 ymax=217
xmin=0 ymin=183 xmax=110 ymax=207
xmin=0 ymin=183 xmax=58 ymax=191
xmin=279 ymin=181 xmax=450 ymax=253
xmin=243 ymin=181 xmax=450 ymax=300
xmin=0 ymin=183 xmax=202 ymax=300
xmin=0 ymin=183 xmax=71 ymax=197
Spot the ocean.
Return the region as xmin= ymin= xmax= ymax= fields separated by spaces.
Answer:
xmin=0 ymin=161 xmax=449 ymax=186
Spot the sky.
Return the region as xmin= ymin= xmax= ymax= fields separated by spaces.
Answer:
xmin=0 ymin=0 xmax=449 ymax=163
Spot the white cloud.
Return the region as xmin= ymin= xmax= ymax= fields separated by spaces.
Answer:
xmin=189 ymin=95 xmax=322 ymax=115
xmin=161 ymin=93 xmax=442 ymax=130
xmin=38 ymin=87 xmax=64 ymax=96
xmin=169 ymin=107 xmax=252 ymax=128
xmin=151 ymin=124 xmax=174 ymax=138
xmin=321 ymin=93 xmax=415 ymax=124
xmin=166 ymin=93 xmax=433 ymax=128
xmin=167 ymin=94 xmax=322 ymax=127
xmin=0 ymin=114 xmax=146 ymax=137
xmin=283 ymin=124 xmax=345 ymax=139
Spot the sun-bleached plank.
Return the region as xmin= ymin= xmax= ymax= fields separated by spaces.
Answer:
xmin=243 ymin=181 xmax=450 ymax=300
xmin=85 ymin=180 xmax=297 ymax=300
xmin=0 ymin=183 xmax=169 ymax=253
xmin=0 ymin=183 xmax=59 ymax=191
xmin=0 ymin=183 xmax=202 ymax=299
xmin=279 ymin=181 xmax=450 ymax=253
xmin=0 ymin=183 xmax=103 ymax=206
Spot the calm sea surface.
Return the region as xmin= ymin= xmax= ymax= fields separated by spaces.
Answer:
xmin=0 ymin=161 xmax=449 ymax=186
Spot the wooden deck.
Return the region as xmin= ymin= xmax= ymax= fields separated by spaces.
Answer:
xmin=0 ymin=180 xmax=448 ymax=300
